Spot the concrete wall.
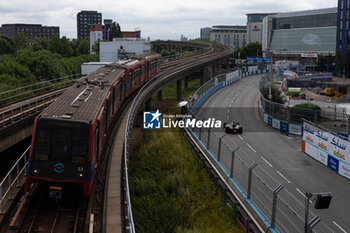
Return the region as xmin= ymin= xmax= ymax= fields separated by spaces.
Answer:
xmin=100 ymin=41 xmax=151 ymax=62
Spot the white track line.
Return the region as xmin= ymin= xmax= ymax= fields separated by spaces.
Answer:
xmin=227 ymin=109 xmax=230 ymax=114
xmin=246 ymin=143 xmax=256 ymax=153
xmin=296 ymin=188 xmax=307 ymax=198
xmin=276 ymin=171 xmax=291 ymax=183
xmin=237 ymin=135 xmax=244 ymax=141
xmin=229 ymin=104 xmax=232 ymax=108
xmin=227 ymin=115 xmax=229 ymax=121
xmin=333 ymin=221 xmax=347 ymax=233
xmin=231 ymin=99 xmax=234 ymax=104
xmin=260 ymin=156 xmax=273 ymax=167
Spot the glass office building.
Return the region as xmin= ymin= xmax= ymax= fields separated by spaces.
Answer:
xmin=268 ymin=8 xmax=337 ymax=56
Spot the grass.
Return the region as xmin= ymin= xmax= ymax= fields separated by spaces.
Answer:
xmin=154 ymin=78 xmax=201 ymax=101
xmin=129 ymin=129 xmax=242 ymax=233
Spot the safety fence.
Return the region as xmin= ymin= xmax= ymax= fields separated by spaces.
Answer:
xmin=187 ymin=70 xmax=334 ymax=233
xmin=0 ymin=73 xmax=81 ymax=107
xmin=259 ymin=75 xmax=349 ymax=137
xmin=303 ymin=120 xmax=350 ymax=180
xmin=0 ymin=146 xmax=29 ymax=214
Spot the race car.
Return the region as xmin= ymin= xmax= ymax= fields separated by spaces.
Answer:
xmin=223 ymin=121 xmax=243 ymax=134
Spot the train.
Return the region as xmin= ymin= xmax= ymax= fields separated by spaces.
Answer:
xmin=25 ymin=53 xmax=161 ymax=197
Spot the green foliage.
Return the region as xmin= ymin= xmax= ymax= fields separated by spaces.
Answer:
xmin=111 ymin=22 xmax=123 ymax=39
xmin=235 ymin=42 xmax=262 ymax=59
xmin=261 ymin=86 xmax=284 ymax=104
xmin=130 ymin=129 xmax=241 ymax=233
xmin=291 ymin=103 xmax=321 ymax=122
xmin=13 ymin=32 xmax=28 ymax=50
xmin=0 ymin=36 xmax=15 ymax=54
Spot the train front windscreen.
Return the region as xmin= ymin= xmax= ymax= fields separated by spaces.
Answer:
xmin=29 ymin=118 xmax=90 ymax=181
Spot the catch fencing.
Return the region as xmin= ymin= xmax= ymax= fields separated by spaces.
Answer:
xmin=187 ymin=70 xmax=334 ymax=233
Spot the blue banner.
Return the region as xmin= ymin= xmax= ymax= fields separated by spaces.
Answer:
xmin=280 ymin=122 xmax=289 ymax=133
xmin=327 ymin=156 xmax=339 ymax=173
xmin=246 ymin=57 xmax=271 ymax=63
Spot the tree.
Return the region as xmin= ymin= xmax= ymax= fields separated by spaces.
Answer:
xmin=13 ymin=32 xmax=27 ymax=50
xmin=116 ymin=23 xmax=122 ymax=38
xmin=236 ymin=42 xmax=262 ymax=59
xmin=59 ymin=36 xmax=73 ymax=57
xmin=31 ymin=38 xmax=44 ymax=51
xmin=76 ymin=39 xmax=89 ymax=55
xmin=111 ymin=22 xmax=123 ymax=39
xmin=0 ymin=36 xmax=15 ymax=54
xmin=48 ymin=34 xmax=61 ymax=54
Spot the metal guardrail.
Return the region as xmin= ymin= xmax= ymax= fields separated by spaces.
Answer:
xmin=0 ymin=146 xmax=30 ymax=214
xmin=161 ymin=48 xmax=210 ymax=63
xmin=186 ymin=72 xmax=334 ymax=233
xmin=0 ymin=90 xmax=64 ymax=130
xmin=0 ymin=74 xmax=81 ymax=107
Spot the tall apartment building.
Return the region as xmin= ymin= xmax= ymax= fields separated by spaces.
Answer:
xmin=337 ymin=0 xmax=350 ymax=57
xmin=77 ymin=10 xmax=102 ymax=41
xmin=0 ymin=24 xmax=59 ymax=40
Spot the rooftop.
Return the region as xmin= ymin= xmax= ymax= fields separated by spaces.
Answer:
xmin=276 ymin=7 xmax=337 ymax=18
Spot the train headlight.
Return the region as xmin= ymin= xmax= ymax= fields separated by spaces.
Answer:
xmin=77 ymin=173 xmax=84 ymax=178
xmin=33 ymin=169 xmax=40 ymax=174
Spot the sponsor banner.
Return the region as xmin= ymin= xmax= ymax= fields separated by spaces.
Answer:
xmin=339 ymin=162 xmax=350 ymax=179
xmin=264 ymin=113 xmax=269 ymax=124
xmin=305 ymin=142 xmax=318 ymax=160
xmin=317 ymin=149 xmax=328 ymax=165
xmin=280 ymin=121 xmax=289 ymax=133
xmin=289 ymin=123 xmax=302 ymax=136
xmin=327 ymin=156 xmax=339 ymax=173
xmin=301 ymin=53 xmax=317 ymax=58
xmin=246 ymin=57 xmax=271 ymax=63
xmin=272 ymin=118 xmax=280 ymax=129
xmin=328 ymin=135 xmax=350 ymax=164
xmin=268 ymin=116 xmax=272 ymax=126
xmin=303 ymin=122 xmax=318 ymax=145
xmin=315 ymin=129 xmax=330 ymax=152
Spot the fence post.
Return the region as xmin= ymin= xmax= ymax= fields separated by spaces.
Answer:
xmin=218 ymin=134 xmax=225 ymax=161
xmin=230 ymin=146 xmax=239 ymax=178
xmin=271 ymin=184 xmax=284 ymax=229
xmin=0 ymin=185 xmax=3 ymax=214
xmin=247 ymin=162 xmax=257 ymax=199
xmin=207 ymin=127 xmax=211 ymax=150
xmin=16 ymin=163 xmax=20 ymax=187
xmin=8 ymin=174 xmax=12 ymax=200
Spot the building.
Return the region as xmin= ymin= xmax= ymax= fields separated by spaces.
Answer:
xmin=262 ymin=15 xmax=276 ymax=54
xmin=121 ymin=30 xmax=141 ymax=39
xmin=103 ymin=19 xmax=112 ymax=41
xmin=99 ymin=38 xmax=151 ymax=62
xmin=77 ymin=10 xmax=102 ymax=40
xmin=200 ymin=27 xmax=212 ymax=40
xmin=246 ymin=13 xmax=271 ymax=44
xmin=0 ymin=24 xmax=59 ymax=40
xmin=337 ymin=0 xmax=350 ymax=57
xmin=209 ymin=25 xmax=247 ymax=50
xmin=264 ymin=8 xmax=337 ymax=59
xmin=89 ymin=25 xmax=103 ymax=53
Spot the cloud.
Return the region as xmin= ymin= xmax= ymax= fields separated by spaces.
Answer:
xmin=0 ymin=0 xmax=338 ymax=40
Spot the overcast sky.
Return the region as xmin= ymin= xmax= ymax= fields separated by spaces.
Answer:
xmin=0 ymin=0 xmax=338 ymax=40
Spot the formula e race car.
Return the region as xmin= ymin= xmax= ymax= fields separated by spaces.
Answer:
xmin=223 ymin=121 xmax=243 ymax=134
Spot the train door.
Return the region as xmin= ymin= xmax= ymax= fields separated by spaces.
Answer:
xmin=141 ymin=64 xmax=145 ymax=83
xmin=94 ymin=124 xmax=99 ymax=163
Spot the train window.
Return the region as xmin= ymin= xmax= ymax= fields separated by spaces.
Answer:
xmin=33 ymin=129 xmax=49 ymax=161
xmin=141 ymin=65 xmax=145 ymax=82
xmin=119 ymin=82 xmax=123 ymax=101
xmin=127 ymin=71 xmax=132 ymax=90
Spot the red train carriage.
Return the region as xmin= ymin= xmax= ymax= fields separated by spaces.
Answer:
xmin=25 ymin=53 xmax=161 ymax=197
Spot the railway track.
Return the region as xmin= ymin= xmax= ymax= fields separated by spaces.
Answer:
xmin=1 ymin=42 xmax=233 ymax=233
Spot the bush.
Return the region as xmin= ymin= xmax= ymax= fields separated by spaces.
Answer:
xmin=261 ymin=86 xmax=284 ymax=104
xmin=291 ymin=103 xmax=321 ymax=122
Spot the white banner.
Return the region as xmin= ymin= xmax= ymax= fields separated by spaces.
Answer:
xmin=289 ymin=124 xmax=302 ymax=136
xmin=272 ymin=119 xmax=280 ymax=129
xmin=339 ymin=162 xmax=350 ymax=179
